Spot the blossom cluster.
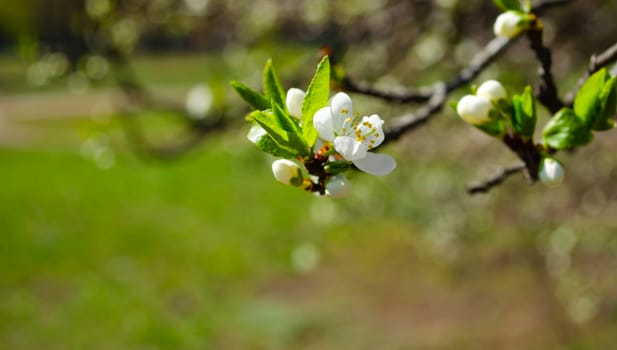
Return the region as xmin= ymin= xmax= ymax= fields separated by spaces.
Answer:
xmin=270 ymin=90 xmax=396 ymax=197
xmin=233 ymin=56 xmax=396 ymax=198
xmin=456 ymin=79 xmax=565 ymax=187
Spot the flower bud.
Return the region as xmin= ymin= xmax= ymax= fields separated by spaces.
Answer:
xmin=538 ymin=157 xmax=564 ymax=187
xmin=325 ymin=174 xmax=350 ymax=198
xmin=272 ymin=159 xmax=303 ymax=186
xmin=286 ymin=88 xmax=305 ymax=119
xmin=456 ymin=94 xmax=492 ymax=125
xmin=493 ymin=11 xmax=526 ymax=38
xmin=477 ymin=80 xmax=506 ymax=102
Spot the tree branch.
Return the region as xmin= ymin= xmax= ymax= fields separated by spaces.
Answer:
xmin=342 ymin=0 xmax=570 ymax=105
xmin=532 ymin=0 xmax=570 ymax=15
xmin=525 ymin=25 xmax=564 ymax=114
xmin=107 ymin=50 xmax=229 ymax=160
xmin=467 ymin=163 xmax=526 ymax=194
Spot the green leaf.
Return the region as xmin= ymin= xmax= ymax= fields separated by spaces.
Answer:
xmin=493 ymin=0 xmax=522 ymax=12
xmin=593 ymin=76 xmax=616 ymax=131
xmin=475 ymin=119 xmax=505 ymax=137
xmin=246 ymin=103 xmax=309 ymax=157
xmin=247 ymin=125 xmax=298 ymax=158
xmin=271 ymin=101 xmax=309 ymax=156
xmin=230 ymin=80 xmax=271 ymax=110
xmin=247 ymin=110 xmax=290 ymax=151
xmin=302 ymin=56 xmax=331 ymax=148
xmin=263 ymin=59 xmax=286 ymax=109
xmin=511 ymin=86 xmax=537 ymax=138
xmin=543 ymin=108 xmax=593 ymax=150
xmin=574 ymin=68 xmax=609 ymax=129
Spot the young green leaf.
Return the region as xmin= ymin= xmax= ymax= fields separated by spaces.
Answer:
xmin=302 ymin=56 xmax=331 ymax=148
xmin=574 ymin=68 xmax=609 ymax=129
xmin=263 ymin=59 xmax=286 ymax=109
xmin=493 ymin=0 xmax=522 ymax=12
xmin=511 ymin=85 xmax=537 ymax=138
xmin=247 ymin=125 xmax=298 ymax=158
xmin=475 ymin=119 xmax=505 ymax=138
xmin=230 ymin=80 xmax=271 ymax=110
xmin=543 ymin=108 xmax=593 ymax=150
xmin=593 ymin=76 xmax=616 ymax=131
xmin=247 ymin=110 xmax=291 ymax=150
xmin=271 ymin=101 xmax=309 ymax=156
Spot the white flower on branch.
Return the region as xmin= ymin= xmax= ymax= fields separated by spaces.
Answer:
xmin=272 ymin=159 xmax=304 ymax=186
xmin=313 ymin=92 xmax=396 ymax=176
xmin=493 ymin=11 xmax=528 ymax=39
xmin=286 ymin=88 xmax=306 ymax=119
xmin=457 ymin=80 xmax=507 ymax=125
xmin=539 ymin=157 xmax=565 ymax=187
xmin=457 ymin=94 xmax=492 ymax=125
xmin=476 ymin=80 xmax=507 ymax=102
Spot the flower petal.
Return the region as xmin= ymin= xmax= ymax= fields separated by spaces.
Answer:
xmin=353 ymin=152 xmax=396 ymax=176
xmin=286 ymin=88 xmax=305 ymax=119
xmin=330 ymin=92 xmax=354 ymax=129
xmin=358 ymin=114 xmax=385 ymax=148
xmin=247 ymin=124 xmax=267 ymax=144
xmin=334 ymin=136 xmax=366 ymax=161
xmin=313 ymin=107 xmax=335 ymax=141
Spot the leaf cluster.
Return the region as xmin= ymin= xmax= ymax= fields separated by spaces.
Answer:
xmin=543 ymin=69 xmax=616 ymax=149
xmin=231 ymin=57 xmax=331 ymax=159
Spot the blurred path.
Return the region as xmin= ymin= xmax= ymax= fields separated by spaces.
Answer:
xmin=0 ymin=86 xmax=187 ymax=149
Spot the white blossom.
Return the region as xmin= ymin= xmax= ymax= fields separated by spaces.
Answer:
xmin=539 ymin=157 xmax=565 ymax=187
xmin=493 ymin=11 xmax=526 ymax=38
xmin=456 ymin=94 xmax=492 ymax=125
xmin=286 ymin=88 xmax=305 ymax=119
xmin=272 ymin=159 xmax=304 ymax=186
xmin=477 ymin=80 xmax=506 ymax=102
xmin=313 ymin=92 xmax=396 ymax=176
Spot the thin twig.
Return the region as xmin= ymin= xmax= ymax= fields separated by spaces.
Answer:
xmin=382 ymin=83 xmax=447 ymax=145
xmin=564 ymin=41 xmax=617 ymax=105
xmin=343 ymin=37 xmax=512 ymax=104
xmin=467 ymin=163 xmax=526 ymax=194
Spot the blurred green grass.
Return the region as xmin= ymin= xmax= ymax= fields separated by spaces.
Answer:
xmin=0 ymin=138 xmax=320 ymax=349
xmin=2 ymin=51 xmax=617 ymax=349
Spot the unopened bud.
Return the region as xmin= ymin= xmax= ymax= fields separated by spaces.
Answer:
xmin=286 ymin=88 xmax=305 ymax=119
xmin=272 ymin=159 xmax=304 ymax=186
xmin=493 ymin=11 xmax=526 ymax=38
xmin=325 ymin=174 xmax=350 ymax=198
xmin=457 ymin=94 xmax=492 ymax=125
xmin=477 ymin=80 xmax=506 ymax=102
xmin=538 ymin=157 xmax=564 ymax=187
